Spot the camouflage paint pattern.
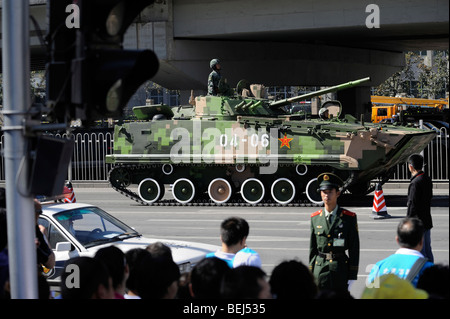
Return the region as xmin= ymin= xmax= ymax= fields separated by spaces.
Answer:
xmin=107 ymin=96 xmax=434 ymax=171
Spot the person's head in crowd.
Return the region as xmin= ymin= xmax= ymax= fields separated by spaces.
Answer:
xmin=417 ymin=264 xmax=449 ymax=299
xmin=269 ymin=259 xmax=318 ymax=299
xmin=33 ymin=199 xmax=43 ymax=225
xmin=408 ymin=153 xmax=424 ymax=172
xmin=95 ymin=246 xmax=129 ymax=298
xmin=221 ymin=266 xmax=271 ymax=299
xmin=125 ymin=248 xmax=151 ymax=297
xmin=146 ymin=242 xmax=173 ymax=262
xmin=61 ymin=256 xmax=114 ymax=299
xmin=396 ymin=217 xmax=424 ymax=250
xmin=220 ymin=217 xmax=249 ymax=253
xmin=189 ymin=257 xmax=230 ymax=299
xmin=136 ymin=253 xmax=180 ymax=299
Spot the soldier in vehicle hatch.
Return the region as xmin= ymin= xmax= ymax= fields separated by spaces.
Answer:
xmin=309 ymin=173 xmax=360 ymax=293
xmin=208 ymin=58 xmax=222 ymax=96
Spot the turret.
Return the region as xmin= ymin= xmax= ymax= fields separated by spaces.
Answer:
xmin=132 ymin=77 xmax=371 ymax=121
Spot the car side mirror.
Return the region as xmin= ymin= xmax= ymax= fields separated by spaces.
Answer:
xmin=55 ymin=242 xmax=72 ymax=252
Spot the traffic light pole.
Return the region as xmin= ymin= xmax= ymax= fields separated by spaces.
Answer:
xmin=1 ymin=0 xmax=38 ymax=298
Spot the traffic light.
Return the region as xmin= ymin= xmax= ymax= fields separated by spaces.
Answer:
xmin=46 ymin=0 xmax=76 ymax=122
xmin=46 ymin=0 xmax=159 ymax=124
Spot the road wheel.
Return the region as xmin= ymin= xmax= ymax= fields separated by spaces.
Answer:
xmin=271 ymin=178 xmax=296 ymax=205
xmin=241 ymin=178 xmax=265 ymax=205
xmin=208 ymin=178 xmax=232 ymax=204
xmin=138 ymin=178 xmax=163 ymax=204
xmin=172 ymin=178 xmax=195 ymax=204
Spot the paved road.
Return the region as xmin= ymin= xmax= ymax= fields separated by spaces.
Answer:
xmin=75 ymin=187 xmax=449 ymax=299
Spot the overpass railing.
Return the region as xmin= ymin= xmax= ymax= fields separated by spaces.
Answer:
xmin=0 ymin=128 xmax=448 ymax=183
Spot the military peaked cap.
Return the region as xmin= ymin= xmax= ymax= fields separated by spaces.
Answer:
xmin=317 ymin=172 xmax=343 ymax=191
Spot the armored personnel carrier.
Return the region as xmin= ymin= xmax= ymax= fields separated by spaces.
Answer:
xmin=106 ymin=77 xmax=436 ymax=206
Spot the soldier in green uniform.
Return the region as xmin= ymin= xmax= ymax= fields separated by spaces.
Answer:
xmin=208 ymin=58 xmax=222 ymax=96
xmin=309 ymin=173 xmax=360 ymax=293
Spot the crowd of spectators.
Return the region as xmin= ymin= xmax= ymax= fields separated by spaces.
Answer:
xmin=52 ymin=242 xmax=448 ymax=300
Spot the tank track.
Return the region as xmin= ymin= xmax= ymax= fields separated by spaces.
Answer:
xmin=108 ymin=164 xmax=322 ymax=207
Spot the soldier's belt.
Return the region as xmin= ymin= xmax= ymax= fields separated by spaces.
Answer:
xmin=318 ymin=252 xmax=346 ymax=261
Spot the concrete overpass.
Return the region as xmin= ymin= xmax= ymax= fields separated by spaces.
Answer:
xmin=0 ymin=0 xmax=448 ymax=115
xmin=145 ymin=0 xmax=449 ymax=89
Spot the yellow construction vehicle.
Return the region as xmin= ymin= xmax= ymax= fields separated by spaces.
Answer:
xmin=371 ymin=96 xmax=448 ymax=123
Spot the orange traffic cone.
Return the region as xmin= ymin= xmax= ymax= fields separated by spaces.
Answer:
xmin=371 ymin=183 xmax=390 ymax=219
xmin=63 ymin=181 xmax=76 ymax=203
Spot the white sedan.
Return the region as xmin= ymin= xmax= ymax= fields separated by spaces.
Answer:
xmin=37 ymin=202 xmax=219 ymax=290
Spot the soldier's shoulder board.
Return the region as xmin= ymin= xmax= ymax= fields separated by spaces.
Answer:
xmin=342 ymin=210 xmax=356 ymax=217
xmin=311 ymin=210 xmax=322 ymax=217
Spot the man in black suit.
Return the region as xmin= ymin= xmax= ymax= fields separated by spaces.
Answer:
xmin=407 ymin=154 xmax=434 ymax=262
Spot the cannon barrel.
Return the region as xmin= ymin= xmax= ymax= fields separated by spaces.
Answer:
xmin=270 ymin=77 xmax=371 ymax=108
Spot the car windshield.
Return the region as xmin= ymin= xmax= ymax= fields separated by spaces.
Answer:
xmin=53 ymin=206 xmax=140 ymax=248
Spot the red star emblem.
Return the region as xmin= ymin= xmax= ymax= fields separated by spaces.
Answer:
xmin=278 ymin=134 xmax=293 ymax=149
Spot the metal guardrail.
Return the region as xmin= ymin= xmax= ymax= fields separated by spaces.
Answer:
xmin=0 ymin=132 xmax=114 ymax=182
xmin=68 ymin=132 xmax=114 ymax=181
xmin=0 ymin=128 xmax=448 ymax=182
xmin=390 ymin=127 xmax=448 ymax=181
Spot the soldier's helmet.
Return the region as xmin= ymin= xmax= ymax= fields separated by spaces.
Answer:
xmin=317 ymin=173 xmax=343 ymax=191
xmin=210 ymin=58 xmax=220 ymax=69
